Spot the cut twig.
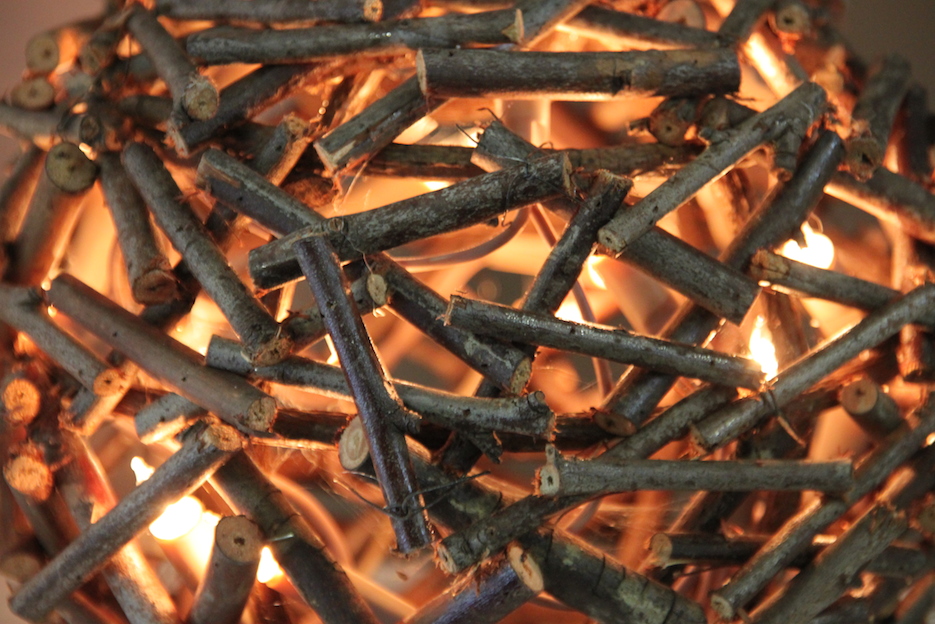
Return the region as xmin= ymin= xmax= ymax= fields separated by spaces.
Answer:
xmin=537 ymin=452 xmax=854 ymax=497
xmin=97 ymin=152 xmax=177 ymax=305
xmin=249 ymin=153 xmax=572 ymax=288
xmin=47 ymin=274 xmax=278 ymax=434
xmin=126 ymin=6 xmax=218 ymax=121
xmin=7 ymin=142 xmax=97 ymax=286
xmin=123 ymin=142 xmax=292 ymax=366
xmin=9 ymin=422 xmax=241 ymax=623
xmin=134 ymin=392 xmax=206 ymax=445
xmin=188 ymin=515 xmax=262 ymax=624
xmin=717 ymin=0 xmax=776 ymax=45
xmin=293 ymin=233 xmax=432 ymax=553
xmin=749 ymin=249 xmax=934 ymax=322
xmin=845 ymin=54 xmax=911 ymax=181
xmin=825 ymin=168 xmax=935 ymax=245
xmin=839 ymin=377 xmax=903 ymax=436
xmin=417 ymin=48 xmax=740 ymax=100
xmin=372 ymin=255 xmax=531 ymax=394
xmin=188 ymin=10 xmax=522 ymax=64
xmin=314 ymin=76 xmax=443 ymax=173
xmin=10 ymin=78 xmax=56 ymax=112
xmin=446 ymin=295 xmax=765 ymax=389
xmin=156 ymin=0 xmax=383 ymax=24
xmin=0 ymin=144 xmax=44 ymax=244
xmin=562 ymin=6 xmax=721 ymax=50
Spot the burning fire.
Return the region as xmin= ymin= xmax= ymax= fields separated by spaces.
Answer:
xmin=779 ymin=223 xmax=835 ymax=269
xmin=257 ymin=546 xmax=283 ymax=584
xmin=749 ymin=316 xmax=779 ymax=380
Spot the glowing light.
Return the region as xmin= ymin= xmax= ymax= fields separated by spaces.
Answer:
xmin=149 ymin=496 xmax=203 ymax=541
xmin=257 ymin=546 xmax=284 ymax=584
xmin=555 ymin=299 xmax=585 ymax=323
xmin=743 ymin=33 xmax=800 ymax=97
xmin=423 ymin=180 xmax=450 ymax=192
xmin=749 ymin=316 xmax=779 ymax=380
xmin=586 ymin=256 xmax=607 ymax=290
xmin=780 ymin=223 xmax=835 ymax=269
xmin=324 ymin=335 xmax=339 ymax=365
xmin=926 ymin=432 xmax=935 ymax=446
xmin=130 ymin=456 xmax=155 ymax=484
xmin=131 ymin=456 xmax=203 ymax=541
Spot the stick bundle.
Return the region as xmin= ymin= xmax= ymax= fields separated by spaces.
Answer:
xmin=0 ymin=2 xmax=934 ymax=624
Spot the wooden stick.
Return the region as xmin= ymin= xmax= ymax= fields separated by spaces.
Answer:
xmin=371 ymin=255 xmax=531 ymax=394
xmin=197 ymin=147 xmax=323 ymax=237
xmin=10 ymin=77 xmax=56 ymax=112
xmin=123 ymin=142 xmax=292 ymax=366
xmin=59 ymin=432 xmax=181 ymax=624
xmin=770 ymin=0 xmax=813 ymax=38
xmin=840 ymin=377 xmax=904 ymax=436
xmin=600 ymin=384 xmax=739 ymax=458
xmin=250 ymin=114 xmax=312 ymax=185
xmin=446 ymin=295 xmax=765 ymax=389
xmin=845 ymin=54 xmax=911 ymax=181
xmin=417 ymin=48 xmax=740 ymax=100
xmin=156 ymin=0 xmax=382 ymax=24
xmin=188 ymin=10 xmax=522 ymax=64
xmin=651 ymin=532 xmax=924 ymax=576
xmin=97 ymin=152 xmax=177 ymax=305
xmin=284 ymin=260 xmax=386 ymax=352
xmin=25 ymin=20 xmax=97 ymax=75
xmin=750 ymin=249 xmax=931 ymax=321
xmin=212 ymin=451 xmax=380 ymax=624
xmin=718 ymin=0 xmax=776 ymax=44
xmin=538 ymin=453 xmax=854 ymax=497
xmin=126 ymin=5 xmax=218 ymax=121
xmin=0 ymin=286 xmax=127 ymax=398
xmin=206 ymin=335 xmax=553 ymax=438
xmin=0 ymin=144 xmax=44 ymax=244
xmin=514 ymin=0 xmax=591 ymax=47
xmin=597 ymin=129 xmax=844 ymax=434
xmin=134 ymin=392 xmax=206 ymax=444
xmin=692 ymin=285 xmax=935 ymax=452
xmin=176 ymin=63 xmax=330 ymax=156
xmin=405 ymin=546 xmax=542 ymax=624
xmin=9 ymin=422 xmax=241 ymax=623
xmin=1 ymin=364 xmax=45 ymax=429
xmin=293 ymin=234 xmax=432 ymax=553
xmin=367 ymin=144 xmax=482 ymax=180
xmin=4 ymin=442 xmax=53 ymax=502
xmin=314 ymin=76 xmax=444 ymax=173
xmin=472 ymin=120 xmax=757 ymax=324
xmin=597 ymin=81 xmax=826 ymax=255
xmin=562 ymin=6 xmax=721 ymax=50
xmin=825 ymin=168 xmax=935 ymax=245
xmin=901 ymin=84 xmax=933 ymax=181
xmin=7 ymin=142 xmax=97 ymax=286
xmin=46 ymin=274 xmax=278 ymax=435
xmin=0 ymin=103 xmax=65 ymax=144
xmin=248 ymin=153 xmax=572 ymax=288
xmin=709 ymin=397 xmax=935 ymax=619
xmin=188 ymin=515 xmax=262 ymax=624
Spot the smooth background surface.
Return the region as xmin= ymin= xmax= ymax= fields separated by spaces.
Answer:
xmin=0 ymin=0 xmax=931 ymax=621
